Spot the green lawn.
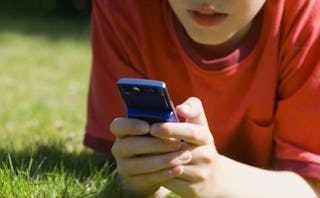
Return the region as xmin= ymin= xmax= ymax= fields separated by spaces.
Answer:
xmin=0 ymin=11 xmax=115 ymax=197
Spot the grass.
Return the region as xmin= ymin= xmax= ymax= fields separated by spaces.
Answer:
xmin=4 ymin=5 xmax=318 ymax=198
xmin=0 ymin=10 xmax=116 ymax=197
xmin=0 ymin=9 xmax=181 ymax=198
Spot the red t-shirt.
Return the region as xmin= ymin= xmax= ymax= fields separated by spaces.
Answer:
xmin=84 ymin=0 xmax=320 ymax=179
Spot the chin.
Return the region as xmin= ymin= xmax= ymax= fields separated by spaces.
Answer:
xmin=187 ymin=29 xmax=236 ymax=46
xmin=191 ymin=35 xmax=231 ymax=46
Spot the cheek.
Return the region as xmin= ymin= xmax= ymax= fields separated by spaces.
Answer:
xmin=228 ymin=2 xmax=264 ymax=28
xmin=168 ymin=0 xmax=187 ymax=15
xmin=236 ymin=0 xmax=265 ymax=18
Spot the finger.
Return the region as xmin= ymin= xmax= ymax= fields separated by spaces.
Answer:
xmin=177 ymin=164 xmax=212 ymax=182
xmin=111 ymin=136 xmax=183 ymax=158
xmin=163 ymin=165 xmax=215 ymax=198
xmin=110 ymin=118 xmax=150 ymax=139
xmin=162 ymin=178 xmax=192 ymax=198
xmin=150 ymin=122 xmax=213 ymax=145
xmin=124 ymin=166 xmax=184 ymax=192
xmin=176 ymin=97 xmax=208 ymax=127
xmin=163 ymin=176 xmax=211 ymax=198
xmin=187 ymin=145 xmax=216 ymax=165
xmin=117 ymin=150 xmax=192 ymax=176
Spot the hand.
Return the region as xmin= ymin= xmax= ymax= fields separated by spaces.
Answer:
xmin=110 ymin=117 xmax=192 ymax=195
xmin=150 ymin=97 xmax=219 ymax=197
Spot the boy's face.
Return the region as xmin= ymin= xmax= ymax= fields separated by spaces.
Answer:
xmin=168 ymin=0 xmax=265 ymax=45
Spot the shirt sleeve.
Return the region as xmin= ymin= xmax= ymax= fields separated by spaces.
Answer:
xmin=83 ymin=0 xmax=146 ymax=152
xmin=274 ymin=0 xmax=320 ymax=179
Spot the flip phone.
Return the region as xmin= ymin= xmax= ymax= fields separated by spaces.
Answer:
xmin=117 ymin=78 xmax=179 ymax=124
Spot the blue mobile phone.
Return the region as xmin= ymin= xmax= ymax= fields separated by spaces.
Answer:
xmin=117 ymin=78 xmax=179 ymax=124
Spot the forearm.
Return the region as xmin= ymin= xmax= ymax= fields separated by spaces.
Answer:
xmin=213 ymin=155 xmax=318 ymax=198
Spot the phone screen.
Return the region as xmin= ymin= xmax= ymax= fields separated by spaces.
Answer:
xmin=117 ymin=78 xmax=178 ymax=124
xmin=119 ymin=85 xmax=171 ymax=111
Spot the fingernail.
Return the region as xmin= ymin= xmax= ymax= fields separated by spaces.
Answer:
xmin=169 ymin=166 xmax=184 ymax=176
xmin=136 ymin=123 xmax=149 ymax=132
xmin=149 ymin=125 xmax=161 ymax=136
xmin=168 ymin=139 xmax=182 ymax=149
xmin=179 ymin=104 xmax=191 ymax=113
xmin=179 ymin=151 xmax=191 ymax=161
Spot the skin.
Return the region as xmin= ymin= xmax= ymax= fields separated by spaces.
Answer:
xmin=168 ymin=0 xmax=265 ymax=58
xmin=110 ymin=0 xmax=320 ymax=197
xmin=168 ymin=0 xmax=266 ymax=45
xmin=111 ymin=98 xmax=319 ymax=197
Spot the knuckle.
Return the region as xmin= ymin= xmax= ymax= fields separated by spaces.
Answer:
xmin=167 ymin=158 xmax=178 ymax=167
xmin=187 ymin=183 xmax=205 ymax=198
xmin=194 ymin=146 xmax=216 ymax=164
xmin=111 ymin=138 xmax=134 ymax=158
xmin=149 ymin=168 xmax=177 ymax=184
xmin=109 ymin=125 xmax=116 ymax=136
xmin=188 ymin=127 xmax=199 ymax=140
xmin=195 ymin=168 xmax=210 ymax=181
xmin=116 ymin=163 xmax=129 ymax=176
xmin=111 ymin=143 xmax=118 ymax=156
xmin=191 ymin=126 xmax=211 ymax=144
xmin=201 ymin=149 xmax=215 ymax=164
xmin=152 ymin=123 xmax=173 ymax=137
xmin=190 ymin=97 xmax=202 ymax=106
xmin=165 ymin=155 xmax=178 ymax=167
xmin=109 ymin=118 xmax=121 ymax=135
xmin=160 ymin=124 xmax=173 ymax=135
xmin=201 ymin=154 xmax=214 ymax=165
xmin=111 ymin=139 xmax=125 ymax=157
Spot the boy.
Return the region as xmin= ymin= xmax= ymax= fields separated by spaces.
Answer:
xmin=84 ymin=0 xmax=320 ymax=197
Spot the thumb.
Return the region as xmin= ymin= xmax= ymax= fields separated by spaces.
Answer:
xmin=176 ymin=97 xmax=209 ymax=127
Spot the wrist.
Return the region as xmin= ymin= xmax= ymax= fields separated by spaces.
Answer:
xmin=208 ymin=155 xmax=319 ymax=198
xmin=209 ymin=153 xmax=226 ymax=197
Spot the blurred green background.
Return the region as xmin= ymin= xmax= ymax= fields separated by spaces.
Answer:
xmin=0 ymin=1 xmax=117 ymax=197
xmin=2 ymin=0 xmax=91 ymax=15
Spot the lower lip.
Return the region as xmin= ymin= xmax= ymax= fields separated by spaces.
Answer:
xmin=188 ymin=11 xmax=228 ymax=26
